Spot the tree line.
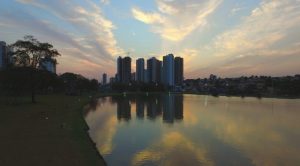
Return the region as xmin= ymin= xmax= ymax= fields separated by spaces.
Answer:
xmin=184 ymin=75 xmax=300 ymax=98
xmin=0 ymin=36 xmax=99 ymax=103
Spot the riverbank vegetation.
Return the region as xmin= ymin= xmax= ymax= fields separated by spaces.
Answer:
xmin=104 ymin=75 xmax=300 ymax=98
xmin=184 ymin=75 xmax=300 ymax=98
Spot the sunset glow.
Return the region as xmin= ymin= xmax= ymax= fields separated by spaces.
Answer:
xmin=1 ymin=0 xmax=299 ymax=79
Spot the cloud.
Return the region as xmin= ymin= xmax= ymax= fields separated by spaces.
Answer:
xmin=157 ymin=1 xmax=179 ymax=15
xmin=16 ymin=0 xmax=44 ymax=8
xmin=131 ymin=8 xmax=165 ymax=24
xmin=2 ymin=0 xmax=124 ymax=78
xmin=230 ymin=7 xmax=245 ymax=15
xmin=3 ymin=0 xmax=300 ymax=78
xmin=85 ymin=100 xmax=118 ymax=155
xmin=132 ymin=0 xmax=223 ymax=41
xmin=100 ymin=0 xmax=110 ymax=5
xmin=177 ymin=49 xmax=198 ymax=71
xmin=188 ymin=47 xmax=300 ymax=78
xmin=212 ymin=0 xmax=300 ymax=57
xmin=187 ymin=0 xmax=300 ymax=78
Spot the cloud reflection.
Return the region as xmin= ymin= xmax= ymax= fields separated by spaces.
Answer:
xmin=131 ymin=132 xmax=213 ymax=166
xmin=184 ymin=96 xmax=300 ymax=166
xmin=85 ymin=98 xmax=117 ymax=155
xmin=85 ymin=95 xmax=300 ymax=165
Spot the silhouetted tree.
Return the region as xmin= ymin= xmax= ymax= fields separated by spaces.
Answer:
xmin=0 ymin=67 xmax=62 ymax=104
xmin=10 ymin=35 xmax=60 ymax=103
xmin=59 ymin=73 xmax=98 ymax=95
xmin=89 ymin=79 xmax=99 ymax=91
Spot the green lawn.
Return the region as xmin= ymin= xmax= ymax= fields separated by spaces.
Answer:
xmin=0 ymin=94 xmax=106 ymax=166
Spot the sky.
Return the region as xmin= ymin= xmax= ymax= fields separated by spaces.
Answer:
xmin=0 ymin=0 xmax=300 ymax=80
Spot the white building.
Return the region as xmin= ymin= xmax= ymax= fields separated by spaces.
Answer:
xmin=0 ymin=41 xmax=7 ymax=69
xmin=40 ymin=59 xmax=56 ymax=73
xmin=163 ymin=54 xmax=175 ymax=86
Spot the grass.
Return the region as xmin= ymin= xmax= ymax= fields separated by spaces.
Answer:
xmin=0 ymin=94 xmax=106 ymax=166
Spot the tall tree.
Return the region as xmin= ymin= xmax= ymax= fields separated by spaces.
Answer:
xmin=10 ymin=35 xmax=60 ymax=103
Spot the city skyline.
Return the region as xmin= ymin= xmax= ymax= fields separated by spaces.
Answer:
xmin=1 ymin=0 xmax=300 ymax=79
xmin=115 ymin=54 xmax=183 ymax=87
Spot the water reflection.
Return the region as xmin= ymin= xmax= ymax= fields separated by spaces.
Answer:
xmin=116 ymin=98 xmax=131 ymax=121
xmin=136 ymin=98 xmax=144 ymax=119
xmin=113 ymin=94 xmax=184 ymax=123
xmin=146 ymin=96 xmax=161 ymax=119
xmin=85 ymin=94 xmax=300 ymax=166
xmin=132 ymin=131 xmax=214 ymax=166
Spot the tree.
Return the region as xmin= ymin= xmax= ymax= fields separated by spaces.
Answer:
xmin=10 ymin=35 xmax=60 ymax=103
xmin=59 ymin=73 xmax=98 ymax=95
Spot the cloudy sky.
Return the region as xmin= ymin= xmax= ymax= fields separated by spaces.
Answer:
xmin=1 ymin=0 xmax=300 ymax=79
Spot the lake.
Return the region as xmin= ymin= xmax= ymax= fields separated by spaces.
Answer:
xmin=85 ymin=94 xmax=300 ymax=166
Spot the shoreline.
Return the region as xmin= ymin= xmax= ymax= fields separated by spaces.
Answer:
xmin=95 ymin=91 xmax=300 ymax=99
xmin=183 ymin=92 xmax=300 ymax=99
xmin=81 ymin=101 xmax=107 ymax=166
xmin=80 ymin=98 xmax=107 ymax=166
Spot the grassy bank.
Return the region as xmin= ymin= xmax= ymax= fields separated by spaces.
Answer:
xmin=0 ymin=94 xmax=106 ymax=166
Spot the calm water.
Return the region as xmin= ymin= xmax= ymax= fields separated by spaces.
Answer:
xmin=85 ymin=94 xmax=300 ymax=166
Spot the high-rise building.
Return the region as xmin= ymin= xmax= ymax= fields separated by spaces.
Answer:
xmin=117 ymin=56 xmax=122 ymax=82
xmin=102 ymin=73 xmax=107 ymax=85
xmin=122 ymin=57 xmax=131 ymax=83
xmin=109 ymin=77 xmax=115 ymax=84
xmin=144 ymin=69 xmax=148 ymax=83
xmin=163 ymin=54 xmax=175 ymax=86
xmin=147 ymin=57 xmax=162 ymax=83
xmin=174 ymin=57 xmax=184 ymax=86
xmin=147 ymin=58 xmax=154 ymax=83
xmin=160 ymin=64 xmax=164 ymax=84
xmin=131 ymin=72 xmax=136 ymax=81
xmin=117 ymin=54 xmax=182 ymax=87
xmin=157 ymin=60 xmax=162 ymax=84
xmin=0 ymin=41 xmax=7 ymax=69
xmin=136 ymin=58 xmax=144 ymax=82
xmin=116 ymin=56 xmax=131 ymax=84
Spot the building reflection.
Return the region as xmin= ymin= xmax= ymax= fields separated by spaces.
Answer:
xmin=86 ymin=95 xmax=300 ymax=166
xmin=174 ymin=95 xmax=183 ymax=120
xmin=116 ymin=97 xmax=131 ymax=121
xmin=136 ymin=98 xmax=145 ymax=119
xmin=162 ymin=95 xmax=183 ymax=123
xmin=134 ymin=95 xmax=183 ymax=123
xmin=114 ymin=94 xmax=183 ymax=123
xmin=146 ymin=96 xmax=163 ymax=120
xmin=162 ymin=95 xmax=175 ymax=123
